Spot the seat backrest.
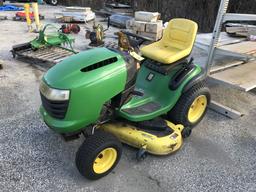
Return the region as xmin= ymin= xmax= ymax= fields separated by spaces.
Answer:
xmin=161 ymin=18 xmax=198 ymax=51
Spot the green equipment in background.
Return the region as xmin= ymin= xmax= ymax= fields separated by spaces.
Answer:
xmin=11 ymin=24 xmax=76 ymax=66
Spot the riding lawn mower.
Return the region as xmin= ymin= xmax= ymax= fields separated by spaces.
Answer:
xmin=39 ymin=18 xmax=211 ymax=180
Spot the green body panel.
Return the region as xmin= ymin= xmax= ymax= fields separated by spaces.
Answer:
xmin=40 ymin=48 xmax=127 ymax=133
xmin=118 ymin=64 xmax=201 ymax=121
xmin=40 ymin=46 xmax=202 ymax=134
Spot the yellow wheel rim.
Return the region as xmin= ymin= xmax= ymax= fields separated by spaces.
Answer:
xmin=188 ymin=95 xmax=207 ymax=123
xmin=93 ymin=147 xmax=117 ymax=174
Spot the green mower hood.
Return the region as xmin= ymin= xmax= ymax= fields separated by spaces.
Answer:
xmin=41 ymin=47 xmax=127 ymax=133
xmin=44 ymin=48 xmax=124 ymax=89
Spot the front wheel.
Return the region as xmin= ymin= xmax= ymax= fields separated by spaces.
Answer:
xmin=167 ymin=81 xmax=210 ymax=129
xmin=76 ymin=131 xmax=122 ymax=180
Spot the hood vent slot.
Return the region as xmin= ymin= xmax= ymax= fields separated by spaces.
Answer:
xmin=81 ymin=57 xmax=118 ymax=72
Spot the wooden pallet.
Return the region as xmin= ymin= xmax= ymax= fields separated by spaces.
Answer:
xmin=210 ymin=60 xmax=256 ymax=91
xmin=208 ymin=38 xmax=256 ymax=91
xmin=16 ymin=46 xmax=74 ymax=64
xmin=196 ymin=32 xmax=247 ymax=47
xmin=210 ymin=41 xmax=256 ymax=74
xmin=219 ymin=41 xmax=256 ymax=54
xmin=196 ymin=33 xmax=256 ymax=92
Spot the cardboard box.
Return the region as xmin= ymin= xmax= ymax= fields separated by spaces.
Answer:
xmin=146 ymin=20 xmax=163 ymax=33
xmin=138 ymin=30 xmax=163 ymax=41
xmin=135 ymin=11 xmax=160 ymax=22
xmin=126 ymin=19 xmax=134 ymax=29
xmin=133 ymin=20 xmax=147 ymax=32
xmin=55 ymin=11 xmax=95 ymax=22
xmin=61 ymin=16 xmax=73 ymax=23
xmin=65 ymin=7 xmax=91 ymax=13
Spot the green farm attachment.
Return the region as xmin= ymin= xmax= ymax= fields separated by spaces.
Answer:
xmin=11 ymin=24 xmax=77 ymax=66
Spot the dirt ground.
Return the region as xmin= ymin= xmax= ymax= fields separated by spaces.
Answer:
xmin=0 ymin=3 xmax=256 ymax=192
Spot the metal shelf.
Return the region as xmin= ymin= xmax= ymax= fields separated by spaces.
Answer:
xmin=195 ymin=0 xmax=256 ymax=118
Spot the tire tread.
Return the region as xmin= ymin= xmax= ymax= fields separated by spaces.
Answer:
xmin=76 ymin=131 xmax=122 ymax=180
xmin=167 ymin=81 xmax=210 ymax=127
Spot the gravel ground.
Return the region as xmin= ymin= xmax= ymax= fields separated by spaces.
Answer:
xmin=0 ymin=4 xmax=256 ymax=192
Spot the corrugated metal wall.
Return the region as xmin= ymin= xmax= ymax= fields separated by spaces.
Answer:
xmin=59 ymin=0 xmax=256 ymax=32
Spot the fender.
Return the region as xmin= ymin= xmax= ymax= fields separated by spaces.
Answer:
xmin=182 ymin=69 xmax=207 ymax=93
xmin=169 ymin=64 xmax=196 ymax=90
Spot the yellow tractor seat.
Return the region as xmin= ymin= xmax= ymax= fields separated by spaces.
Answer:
xmin=140 ymin=18 xmax=198 ymax=64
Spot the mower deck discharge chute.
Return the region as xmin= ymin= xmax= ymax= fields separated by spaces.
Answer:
xmin=12 ymin=24 xmax=76 ymax=65
xmin=39 ymin=18 xmax=210 ymax=180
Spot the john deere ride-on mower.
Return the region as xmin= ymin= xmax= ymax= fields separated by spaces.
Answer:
xmin=39 ymin=19 xmax=210 ymax=180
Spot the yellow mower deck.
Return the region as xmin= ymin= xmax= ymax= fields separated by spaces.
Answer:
xmin=100 ymin=121 xmax=184 ymax=155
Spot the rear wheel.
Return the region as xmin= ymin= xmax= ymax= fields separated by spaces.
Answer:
xmin=76 ymin=131 xmax=122 ymax=180
xmin=167 ymin=81 xmax=210 ymax=136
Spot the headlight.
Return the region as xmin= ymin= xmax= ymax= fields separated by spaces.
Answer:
xmin=39 ymin=80 xmax=70 ymax=101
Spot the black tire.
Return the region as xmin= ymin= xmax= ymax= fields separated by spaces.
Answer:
xmin=76 ymin=131 xmax=122 ymax=180
xmin=167 ymin=81 xmax=211 ymax=129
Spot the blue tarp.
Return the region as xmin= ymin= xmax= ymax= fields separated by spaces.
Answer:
xmin=0 ymin=5 xmax=24 ymax=11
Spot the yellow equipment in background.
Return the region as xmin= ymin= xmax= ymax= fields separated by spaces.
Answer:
xmin=24 ymin=3 xmax=32 ymax=32
xmin=24 ymin=2 xmax=41 ymax=32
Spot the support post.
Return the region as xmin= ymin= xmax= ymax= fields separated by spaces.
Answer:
xmin=205 ymin=0 xmax=230 ymax=75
